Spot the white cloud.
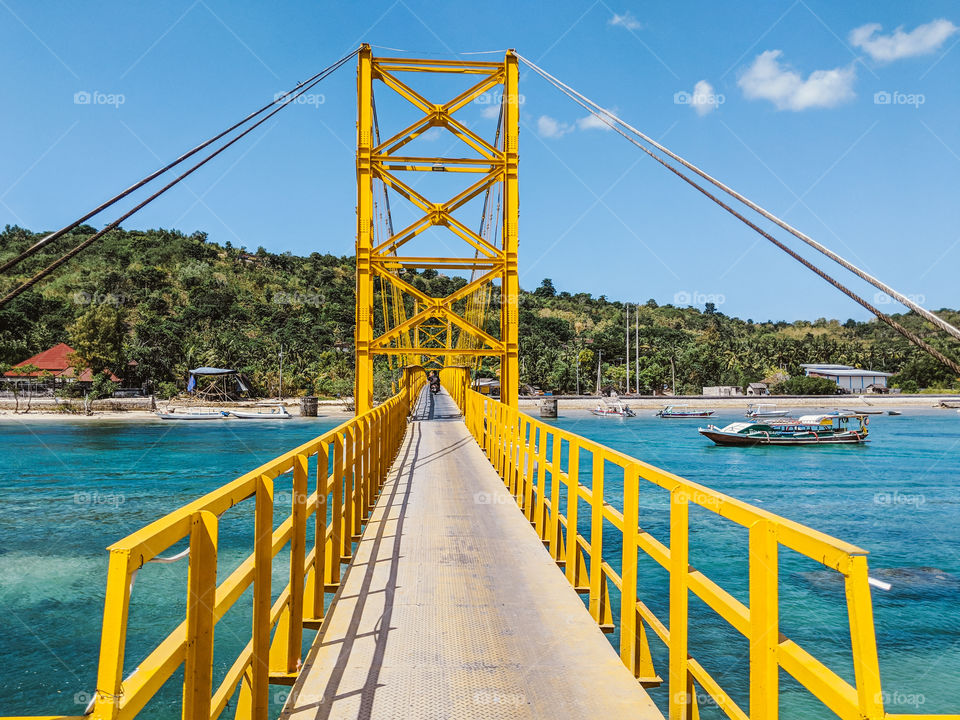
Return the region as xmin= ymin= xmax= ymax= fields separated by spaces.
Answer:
xmin=576 ymin=109 xmax=616 ymax=131
xmin=420 ymin=127 xmax=443 ymax=141
xmin=691 ymin=80 xmax=722 ymax=116
xmin=738 ymin=50 xmax=856 ymax=111
xmin=481 ymin=105 xmax=500 ymax=119
xmin=537 ymin=115 xmax=574 ymax=139
xmin=609 ymin=11 xmax=642 ymax=31
xmin=850 ymin=19 xmax=959 ymax=62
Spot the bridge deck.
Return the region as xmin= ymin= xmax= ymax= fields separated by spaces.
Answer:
xmin=281 ymin=388 xmax=662 ymax=720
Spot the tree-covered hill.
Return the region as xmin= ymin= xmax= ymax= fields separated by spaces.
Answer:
xmin=1 ymin=225 xmax=957 ymax=397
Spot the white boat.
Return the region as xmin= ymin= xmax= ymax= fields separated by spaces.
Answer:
xmin=591 ymin=393 xmax=636 ymax=417
xmin=156 ymin=409 xmax=228 ymax=420
xmin=746 ymin=403 xmax=790 ymax=418
xmin=228 ymin=406 xmax=292 ymax=419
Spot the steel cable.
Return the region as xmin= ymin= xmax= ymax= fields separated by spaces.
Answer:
xmin=517 ymin=53 xmax=960 ymax=345
xmin=0 ymin=48 xmax=359 ymax=309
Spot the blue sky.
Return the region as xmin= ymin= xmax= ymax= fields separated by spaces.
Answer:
xmin=1 ymin=0 xmax=958 ymax=322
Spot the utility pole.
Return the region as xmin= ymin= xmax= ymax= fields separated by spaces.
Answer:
xmin=625 ymin=304 xmax=630 ymax=395
xmin=635 ymin=308 xmax=640 ymax=393
xmin=278 ymin=344 xmax=284 ymax=402
xmin=596 ymin=349 xmax=602 ymax=394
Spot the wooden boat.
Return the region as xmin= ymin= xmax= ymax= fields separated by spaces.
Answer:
xmin=657 ymin=405 xmax=714 ymax=418
xmin=745 ymin=403 xmax=790 ymax=418
xmin=886 ymin=410 xmax=902 ymax=416
xmin=699 ymin=412 xmax=869 ymax=446
xmin=156 ymin=409 xmax=228 ymax=420
xmin=229 ymin=405 xmax=292 ymax=419
xmin=591 ymin=394 xmax=636 ymax=417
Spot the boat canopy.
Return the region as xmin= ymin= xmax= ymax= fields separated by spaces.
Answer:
xmin=189 ymin=367 xmax=237 ymax=376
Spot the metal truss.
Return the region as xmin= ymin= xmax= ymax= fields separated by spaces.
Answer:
xmin=354 ymin=45 xmax=519 ymax=412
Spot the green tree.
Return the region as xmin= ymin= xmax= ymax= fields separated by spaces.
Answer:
xmin=67 ymin=305 xmax=126 ymax=375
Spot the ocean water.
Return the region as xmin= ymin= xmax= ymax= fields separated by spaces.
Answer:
xmin=542 ymin=408 xmax=960 ymax=717
xmin=0 ymin=409 xmax=958 ymax=717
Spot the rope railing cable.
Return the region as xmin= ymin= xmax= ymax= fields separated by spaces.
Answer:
xmin=516 ymin=54 xmax=960 ymax=344
xmin=518 ymin=58 xmax=960 ymax=374
xmin=0 ymin=49 xmax=358 ymax=309
xmin=0 ymin=47 xmax=361 ymax=277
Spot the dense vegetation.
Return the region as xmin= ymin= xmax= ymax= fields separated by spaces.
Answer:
xmin=1 ymin=225 xmax=958 ymax=397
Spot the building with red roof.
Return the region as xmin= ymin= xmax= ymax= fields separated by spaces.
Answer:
xmin=4 ymin=343 xmax=121 ymax=383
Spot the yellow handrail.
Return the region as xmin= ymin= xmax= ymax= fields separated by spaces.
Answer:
xmin=454 ymin=384 xmax=956 ymax=720
xmin=3 ymin=372 xmax=423 ymax=720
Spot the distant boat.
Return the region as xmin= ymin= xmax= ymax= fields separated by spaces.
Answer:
xmin=699 ymin=413 xmax=870 ymax=446
xmin=746 ymin=403 xmax=790 ymax=418
xmin=229 ymin=406 xmax=292 ymax=419
xmin=156 ymin=409 xmax=229 ymax=420
xmin=656 ymin=405 xmax=714 ymax=418
xmin=887 ymin=410 xmax=902 ymax=416
xmin=592 ymin=394 xmax=636 ymax=417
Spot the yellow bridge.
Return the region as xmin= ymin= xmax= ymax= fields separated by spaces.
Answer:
xmin=5 ymin=46 xmax=958 ymax=720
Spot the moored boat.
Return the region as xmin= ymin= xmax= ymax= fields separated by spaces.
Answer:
xmin=591 ymin=394 xmax=636 ymax=417
xmin=229 ymin=405 xmax=292 ymax=419
xmin=699 ymin=412 xmax=869 ymax=446
xmin=745 ymin=403 xmax=790 ymax=418
xmin=156 ymin=408 xmax=229 ymax=420
xmin=656 ymin=404 xmax=714 ymax=418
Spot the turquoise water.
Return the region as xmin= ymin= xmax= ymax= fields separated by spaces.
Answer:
xmin=0 ymin=410 xmax=958 ymax=717
xmin=542 ymin=409 xmax=960 ymax=717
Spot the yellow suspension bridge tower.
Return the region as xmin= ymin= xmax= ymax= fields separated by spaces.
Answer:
xmin=353 ymin=44 xmax=519 ymax=413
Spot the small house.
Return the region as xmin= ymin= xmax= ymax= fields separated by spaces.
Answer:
xmin=747 ymin=382 xmax=769 ymax=396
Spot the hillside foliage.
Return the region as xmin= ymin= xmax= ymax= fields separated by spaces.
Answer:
xmin=1 ymin=225 xmax=958 ymax=397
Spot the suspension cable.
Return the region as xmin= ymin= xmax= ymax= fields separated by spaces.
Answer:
xmin=0 ymin=49 xmax=358 ymax=309
xmin=516 ymin=54 xmax=960 ymax=345
xmin=0 ymin=48 xmax=360 ymax=277
xmin=517 ymin=56 xmax=960 ymax=374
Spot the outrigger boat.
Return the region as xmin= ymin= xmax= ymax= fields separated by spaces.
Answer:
xmin=591 ymin=394 xmax=636 ymax=417
xmin=699 ymin=412 xmax=870 ymax=446
xmin=745 ymin=403 xmax=790 ymax=418
xmin=156 ymin=408 xmax=229 ymax=420
xmin=229 ymin=405 xmax=292 ymax=419
xmin=656 ymin=405 xmax=714 ymax=418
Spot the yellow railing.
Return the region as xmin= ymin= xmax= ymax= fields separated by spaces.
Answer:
xmin=457 ymin=386 xmax=956 ymax=720
xmin=6 ymin=373 xmax=423 ymax=720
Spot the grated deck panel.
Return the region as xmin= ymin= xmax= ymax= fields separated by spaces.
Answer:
xmin=281 ymin=388 xmax=663 ymax=720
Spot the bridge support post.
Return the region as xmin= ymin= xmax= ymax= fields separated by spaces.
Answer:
xmin=354 ymin=43 xmax=375 ymax=414
xmin=501 ymin=50 xmax=520 ymax=408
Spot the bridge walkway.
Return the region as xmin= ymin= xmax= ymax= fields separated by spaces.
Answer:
xmin=280 ymin=387 xmax=662 ymax=719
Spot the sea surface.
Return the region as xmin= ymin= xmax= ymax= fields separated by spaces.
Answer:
xmin=0 ymin=408 xmax=958 ymax=717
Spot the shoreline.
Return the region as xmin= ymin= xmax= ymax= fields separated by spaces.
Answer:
xmin=517 ymin=394 xmax=960 ymax=411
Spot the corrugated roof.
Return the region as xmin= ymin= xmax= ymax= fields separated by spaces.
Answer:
xmin=4 ymin=342 xmax=120 ymax=381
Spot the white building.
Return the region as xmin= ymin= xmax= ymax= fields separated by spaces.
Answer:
xmin=801 ymin=364 xmax=894 ymax=392
xmin=702 ymin=385 xmax=743 ymax=397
